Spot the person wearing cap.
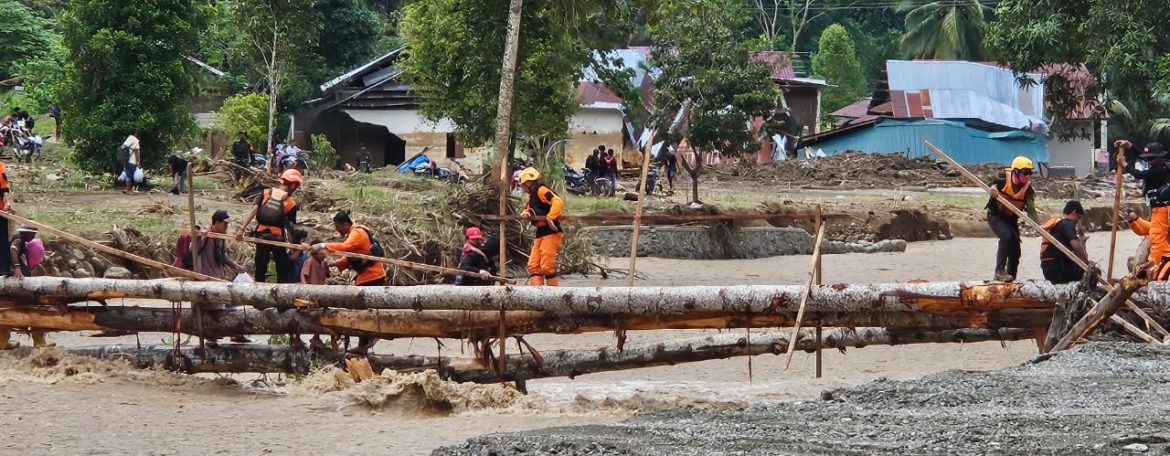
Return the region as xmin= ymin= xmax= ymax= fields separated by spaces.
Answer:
xmin=1039 ymin=201 xmax=1089 ymax=284
xmin=456 ymin=226 xmax=495 ymax=285
xmin=237 ymin=169 xmax=302 ymax=283
xmin=986 ymin=156 xmax=1038 ymax=282
xmin=0 ymin=156 xmax=14 ymax=276
xmin=1116 ymin=140 xmax=1170 ymax=279
xmin=517 ymin=167 xmax=565 ymax=286
xmin=192 ymin=210 xmax=245 ymax=281
xmin=2 ymin=225 xmax=50 ymax=349
xmin=311 ymin=211 xmax=387 ymax=354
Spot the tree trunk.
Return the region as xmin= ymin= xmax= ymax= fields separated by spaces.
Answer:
xmin=6 ymin=328 xmax=1034 ymax=382
xmin=493 ymin=0 xmax=525 ymax=285
xmin=0 ymin=304 xmax=1055 ymax=339
xmin=0 ymin=277 xmax=1079 ymax=315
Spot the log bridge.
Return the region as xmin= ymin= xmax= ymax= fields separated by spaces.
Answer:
xmin=0 ymin=277 xmax=1156 ymax=384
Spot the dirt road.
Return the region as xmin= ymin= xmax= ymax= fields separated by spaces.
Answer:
xmin=0 ymin=235 xmax=1146 ymax=455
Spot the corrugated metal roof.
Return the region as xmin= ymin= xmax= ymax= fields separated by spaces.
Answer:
xmin=830 ymin=99 xmax=871 ymax=119
xmin=802 ymin=118 xmax=1048 ymax=166
xmin=577 ymin=82 xmax=624 ymax=110
xmin=884 ymin=60 xmax=1048 ymax=133
xmin=320 ymin=48 xmax=405 ymax=93
xmin=750 ymin=51 xmax=796 ymax=80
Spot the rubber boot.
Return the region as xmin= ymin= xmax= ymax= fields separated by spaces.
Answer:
xmin=528 ymin=275 xmax=545 ymax=286
xmin=0 ymin=327 xmax=17 ymax=350
xmin=545 ymin=275 xmax=560 ymax=287
xmin=31 ymin=331 xmax=52 ymax=348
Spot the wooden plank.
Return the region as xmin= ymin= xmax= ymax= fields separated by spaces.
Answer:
xmin=627 ymin=131 xmax=655 ymax=287
xmin=784 ymin=222 xmax=827 ymax=369
xmin=481 ymin=212 xmax=848 ymax=223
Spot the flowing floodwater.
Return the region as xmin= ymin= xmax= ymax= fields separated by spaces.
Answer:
xmin=0 ymin=237 xmax=1142 ymax=455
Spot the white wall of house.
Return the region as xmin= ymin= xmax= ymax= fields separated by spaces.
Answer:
xmin=343 ymin=109 xmax=456 ymax=136
xmin=567 ymin=107 xmax=624 ymax=167
xmin=1047 ymin=119 xmax=1095 ymax=176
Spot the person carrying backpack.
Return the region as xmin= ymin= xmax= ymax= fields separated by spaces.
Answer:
xmin=311 ymin=211 xmax=387 ymax=354
xmin=236 ymin=169 xmax=302 ymax=283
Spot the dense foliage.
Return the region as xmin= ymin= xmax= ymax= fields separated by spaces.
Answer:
xmin=59 ymin=0 xmax=209 ymax=172
xmin=811 ymin=24 xmax=866 ymax=114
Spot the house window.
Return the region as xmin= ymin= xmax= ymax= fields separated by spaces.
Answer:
xmin=446 ymin=133 xmax=464 ymax=158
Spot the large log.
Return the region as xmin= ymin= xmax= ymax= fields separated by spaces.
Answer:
xmin=0 ymin=277 xmax=1077 ymax=316
xmin=0 ymin=305 xmax=1056 ymax=339
xmin=3 ymin=327 xmax=1035 ymax=382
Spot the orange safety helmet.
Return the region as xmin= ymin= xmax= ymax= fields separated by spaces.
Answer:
xmin=465 ymin=226 xmax=483 ymax=240
xmin=280 ymin=169 xmax=303 ymax=184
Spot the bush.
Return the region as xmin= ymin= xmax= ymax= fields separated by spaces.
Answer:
xmin=309 ymin=133 xmax=338 ymax=171
xmin=213 ymin=92 xmax=270 ymax=147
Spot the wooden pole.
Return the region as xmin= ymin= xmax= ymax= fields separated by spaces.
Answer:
xmin=481 ymin=212 xmax=841 ymax=223
xmin=1051 ymin=276 xmax=1147 ymax=351
xmin=184 ymin=230 xmax=514 ymax=284
xmin=923 ymin=140 xmax=1165 ymax=343
xmin=1108 ymin=147 xmax=1124 ymax=280
xmin=185 ymin=165 xmax=205 ymax=349
xmin=784 ymin=222 xmax=826 ymax=369
xmin=627 ymin=132 xmax=655 ymax=287
xmin=0 ymin=212 xmax=222 ymax=282
xmin=814 ymin=204 xmax=823 ymax=378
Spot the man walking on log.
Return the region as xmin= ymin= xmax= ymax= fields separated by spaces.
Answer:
xmin=1116 ymin=141 xmax=1170 ymax=279
xmin=236 ymin=169 xmax=302 ymax=283
xmin=517 ymin=167 xmax=565 ymax=286
xmin=311 ymin=212 xmax=386 ymax=354
xmin=986 ymin=156 xmax=1037 ymax=282
xmin=1 ymin=226 xmax=50 ymax=349
xmin=1040 ymin=201 xmax=1089 ymax=284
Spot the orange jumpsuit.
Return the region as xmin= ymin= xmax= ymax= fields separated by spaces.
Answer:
xmin=525 ymin=184 xmax=564 ymax=286
xmin=326 ymin=225 xmax=387 ymax=286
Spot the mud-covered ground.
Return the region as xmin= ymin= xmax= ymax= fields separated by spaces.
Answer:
xmin=437 ymin=343 xmax=1170 ymax=456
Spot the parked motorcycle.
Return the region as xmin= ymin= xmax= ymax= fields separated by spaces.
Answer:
xmin=12 ymin=134 xmax=48 ymax=163
xmin=565 ymin=165 xmax=614 ymax=197
xmin=412 ymin=161 xmax=467 ymax=185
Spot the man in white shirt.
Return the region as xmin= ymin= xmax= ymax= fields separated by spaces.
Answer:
xmin=122 ymin=129 xmax=141 ymax=194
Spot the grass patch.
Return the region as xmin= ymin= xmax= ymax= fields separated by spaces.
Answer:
xmin=566 ymin=194 xmax=631 ymax=215
xmin=23 ymin=205 xmax=180 ymax=238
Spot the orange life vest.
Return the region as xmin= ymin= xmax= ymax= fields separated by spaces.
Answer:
xmin=256 ymin=189 xmax=296 ymax=237
xmin=1039 ymin=217 xmax=1061 ymax=262
xmin=0 ymin=161 xmax=9 ymax=212
xmin=996 ymin=169 xmax=1030 ymax=214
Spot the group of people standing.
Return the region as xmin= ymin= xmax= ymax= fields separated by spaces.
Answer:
xmin=584 ymin=144 xmax=620 ymax=194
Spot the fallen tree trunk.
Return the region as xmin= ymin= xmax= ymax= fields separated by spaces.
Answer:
xmin=2 ymin=327 xmax=1035 ymax=382
xmin=1051 ymin=276 xmax=1148 ymax=351
xmin=0 ymin=305 xmax=1055 ymax=338
xmin=0 ymin=277 xmax=1076 ymax=316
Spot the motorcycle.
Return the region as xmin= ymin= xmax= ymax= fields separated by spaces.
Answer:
xmin=564 ymin=165 xmax=614 ymax=197
xmin=12 ymin=134 xmax=47 ymax=163
xmin=637 ymin=168 xmax=659 ymax=195
xmin=412 ymin=161 xmax=467 ymax=185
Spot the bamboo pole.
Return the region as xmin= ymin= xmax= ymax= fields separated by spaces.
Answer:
xmin=923 ymin=141 xmax=1165 ymax=343
xmin=183 ymin=230 xmax=514 ymax=284
xmin=186 ymin=165 xmax=205 ymax=350
xmin=814 ymin=204 xmax=823 ymax=378
xmin=627 ymin=132 xmax=655 ymax=287
xmin=1108 ymin=147 xmax=1124 ymax=280
xmin=784 ymin=222 xmax=826 ymax=369
xmin=0 ymin=212 xmax=222 ymax=282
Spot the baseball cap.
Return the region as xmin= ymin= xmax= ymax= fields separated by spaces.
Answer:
xmin=1140 ymin=143 xmax=1167 ymax=159
xmin=212 ymin=209 xmax=230 ymax=222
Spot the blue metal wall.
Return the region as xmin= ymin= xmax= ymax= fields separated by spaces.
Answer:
xmin=811 ymin=119 xmax=1048 ymax=166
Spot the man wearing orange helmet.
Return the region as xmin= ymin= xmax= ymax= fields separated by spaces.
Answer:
xmin=517 ymin=167 xmax=565 ymax=286
xmin=986 ymin=156 xmax=1038 ymax=282
xmin=237 ymin=169 xmax=302 ymax=283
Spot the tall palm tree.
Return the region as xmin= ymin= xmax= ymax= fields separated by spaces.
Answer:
xmin=897 ymin=0 xmax=990 ymax=60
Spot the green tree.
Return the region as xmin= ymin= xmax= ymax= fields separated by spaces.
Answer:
xmin=230 ymin=0 xmax=320 ymax=157
xmin=650 ymin=0 xmax=778 ymax=203
xmin=811 ymin=24 xmax=866 ymax=113
xmin=986 ymin=0 xmax=1170 ymax=142
xmin=0 ymin=0 xmax=55 ymax=78
xmin=399 ymin=0 xmax=589 ymax=146
xmin=897 ymin=0 xmax=989 ymax=60
xmin=213 ymin=92 xmax=271 ymax=147
xmin=60 ymin=0 xmax=208 ymax=173
xmin=315 ymin=0 xmax=382 ymax=72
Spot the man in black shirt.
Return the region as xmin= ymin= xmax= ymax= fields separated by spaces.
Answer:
xmin=456 ymin=227 xmax=498 ymax=285
xmin=1040 ymin=201 xmax=1088 ymax=284
xmin=231 ymin=131 xmax=252 ymax=167
xmin=584 ymin=149 xmax=601 ymax=194
xmin=1116 ymin=141 xmax=1170 ymax=276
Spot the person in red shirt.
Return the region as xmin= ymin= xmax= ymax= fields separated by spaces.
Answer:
xmin=311 ymin=212 xmax=387 ymax=354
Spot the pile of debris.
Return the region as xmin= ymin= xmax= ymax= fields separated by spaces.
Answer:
xmin=715 ymin=152 xmax=1098 ymax=199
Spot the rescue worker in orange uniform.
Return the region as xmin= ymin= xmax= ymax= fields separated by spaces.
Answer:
xmin=517 ymin=167 xmax=565 ymax=286
xmin=1116 ymin=141 xmax=1170 ymax=279
xmin=237 ymin=169 xmax=302 ymax=283
xmin=986 ymin=156 xmax=1038 ymax=282
xmin=312 ymin=211 xmax=387 ymax=354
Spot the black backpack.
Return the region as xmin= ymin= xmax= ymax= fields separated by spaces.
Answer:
xmin=348 ymin=227 xmax=385 ymax=270
xmin=116 ymin=144 xmax=130 ymax=163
